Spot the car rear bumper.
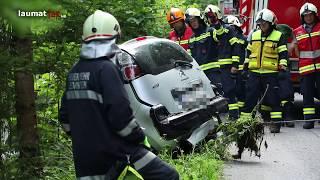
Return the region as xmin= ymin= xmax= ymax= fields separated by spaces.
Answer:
xmin=150 ymin=96 xmax=228 ymax=140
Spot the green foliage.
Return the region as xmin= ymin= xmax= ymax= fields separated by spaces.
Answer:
xmin=0 ymin=0 xmax=226 ymax=178
xmin=0 ymin=0 xmax=61 ymax=37
xmin=217 ymin=114 xmax=266 ymax=159
xmin=160 ymin=144 xmax=223 ymax=180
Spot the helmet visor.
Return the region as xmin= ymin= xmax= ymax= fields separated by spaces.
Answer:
xmin=256 ymin=18 xmax=267 ymax=25
xmin=206 ymin=11 xmax=216 ymax=18
xmin=302 ymin=10 xmax=314 ymax=16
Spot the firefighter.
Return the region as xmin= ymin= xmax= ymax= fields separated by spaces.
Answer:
xmin=292 ymin=3 xmax=320 ymax=129
xmin=241 ymin=9 xmax=288 ymax=133
xmin=248 ymin=24 xmax=295 ymax=127
xmin=204 ymin=5 xmax=241 ymax=120
xmin=224 ymin=15 xmax=247 ymax=111
xmin=276 ymin=24 xmax=295 ymax=128
xmin=167 ymin=7 xmax=193 ymax=52
xmin=58 ymin=10 xmax=179 ymax=179
xmin=185 ymin=7 xmax=221 ymax=87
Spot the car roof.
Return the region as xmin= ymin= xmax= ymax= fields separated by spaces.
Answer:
xmin=119 ymin=36 xmax=181 ymax=52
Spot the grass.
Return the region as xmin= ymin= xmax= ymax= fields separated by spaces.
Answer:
xmin=158 ymin=113 xmax=265 ymax=179
xmin=160 ymin=141 xmax=227 ymax=180
xmin=1 ymin=114 xmax=264 ymax=179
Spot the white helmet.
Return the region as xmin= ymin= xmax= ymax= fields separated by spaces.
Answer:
xmin=225 ymin=15 xmax=241 ymax=27
xmin=185 ymin=7 xmax=203 ymax=19
xmin=204 ymin=4 xmax=222 ymax=20
xmin=300 ymin=3 xmax=317 ymax=16
xmin=255 ymin=9 xmax=277 ymax=25
xmin=82 ymin=10 xmax=121 ymax=42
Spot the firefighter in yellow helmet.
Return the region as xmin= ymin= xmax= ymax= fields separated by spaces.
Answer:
xmin=59 ymin=10 xmax=179 ymax=179
xmin=167 ymin=7 xmax=193 ymax=51
xmin=241 ymin=9 xmax=288 ymax=133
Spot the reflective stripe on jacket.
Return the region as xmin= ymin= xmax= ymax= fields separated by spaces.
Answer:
xmin=59 ymin=57 xmax=146 ymax=177
xmin=188 ymin=27 xmax=219 ymax=71
xmin=214 ymin=24 xmax=241 ymax=68
xmin=246 ymin=29 xmax=288 ymax=73
xmin=293 ymin=22 xmax=320 ymax=75
xmin=169 ymin=25 xmax=193 ymax=51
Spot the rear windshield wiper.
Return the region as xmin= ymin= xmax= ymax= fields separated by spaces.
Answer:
xmin=174 ymin=60 xmax=193 ymax=68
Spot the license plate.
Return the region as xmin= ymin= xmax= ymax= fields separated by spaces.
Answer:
xmin=171 ymin=82 xmax=210 ymax=110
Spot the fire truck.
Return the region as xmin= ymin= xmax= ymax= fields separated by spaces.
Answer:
xmin=220 ymin=0 xmax=320 ymax=92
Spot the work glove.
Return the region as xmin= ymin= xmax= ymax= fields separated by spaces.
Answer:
xmin=230 ymin=67 xmax=238 ymax=79
xmin=241 ymin=70 xmax=249 ymax=80
xmin=141 ymin=136 xmax=151 ymax=149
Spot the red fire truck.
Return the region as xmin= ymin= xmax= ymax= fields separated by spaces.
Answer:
xmin=220 ymin=0 xmax=320 ymax=91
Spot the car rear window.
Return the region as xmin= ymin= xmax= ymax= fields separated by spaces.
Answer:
xmin=132 ymin=40 xmax=193 ymax=75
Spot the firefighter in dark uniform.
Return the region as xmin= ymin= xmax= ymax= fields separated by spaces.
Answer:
xmin=241 ymin=9 xmax=288 ymax=133
xmin=204 ymin=5 xmax=241 ymax=120
xmin=224 ymin=15 xmax=248 ymax=111
xmin=185 ymin=7 xmax=221 ymax=88
xmin=58 ymin=10 xmax=179 ymax=179
xmin=292 ymin=3 xmax=320 ymax=129
xmin=276 ymin=24 xmax=295 ymax=128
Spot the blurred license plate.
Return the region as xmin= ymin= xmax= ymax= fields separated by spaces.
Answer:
xmin=171 ymin=82 xmax=210 ymax=110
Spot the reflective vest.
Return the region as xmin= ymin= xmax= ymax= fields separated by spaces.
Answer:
xmin=248 ymin=30 xmax=284 ymax=72
xmin=293 ymin=23 xmax=320 ymax=75
xmin=169 ymin=25 xmax=193 ymax=51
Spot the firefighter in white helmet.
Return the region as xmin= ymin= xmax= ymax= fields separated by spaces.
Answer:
xmin=185 ymin=7 xmax=222 ymax=89
xmin=224 ymin=15 xmax=242 ymax=27
xmin=224 ymin=15 xmax=248 ymax=112
xmin=292 ymin=3 xmax=320 ymax=129
xmin=204 ymin=4 xmax=242 ymax=120
xmin=241 ymin=9 xmax=288 ymax=133
xmin=59 ymin=10 xmax=179 ymax=179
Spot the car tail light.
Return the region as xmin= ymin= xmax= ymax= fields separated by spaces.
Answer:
xmin=121 ymin=64 xmax=142 ymax=81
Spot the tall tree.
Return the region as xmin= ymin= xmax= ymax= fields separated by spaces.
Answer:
xmin=0 ymin=0 xmax=59 ymax=177
xmin=13 ymin=31 xmax=41 ymax=176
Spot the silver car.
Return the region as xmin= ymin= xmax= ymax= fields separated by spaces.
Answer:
xmin=117 ymin=37 xmax=227 ymax=151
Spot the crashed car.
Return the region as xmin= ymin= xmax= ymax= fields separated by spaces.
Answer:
xmin=116 ymin=36 xmax=228 ymax=151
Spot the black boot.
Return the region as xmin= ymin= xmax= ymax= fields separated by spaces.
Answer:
xmin=269 ymin=122 xmax=281 ymax=133
xmin=283 ymin=102 xmax=295 ymax=128
xmin=303 ymin=121 xmax=315 ymax=129
xmin=285 ymin=122 xmax=295 ymax=128
xmin=261 ymin=111 xmax=271 ymax=122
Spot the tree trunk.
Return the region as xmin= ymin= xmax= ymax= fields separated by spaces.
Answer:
xmin=14 ymin=36 xmax=41 ymax=177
